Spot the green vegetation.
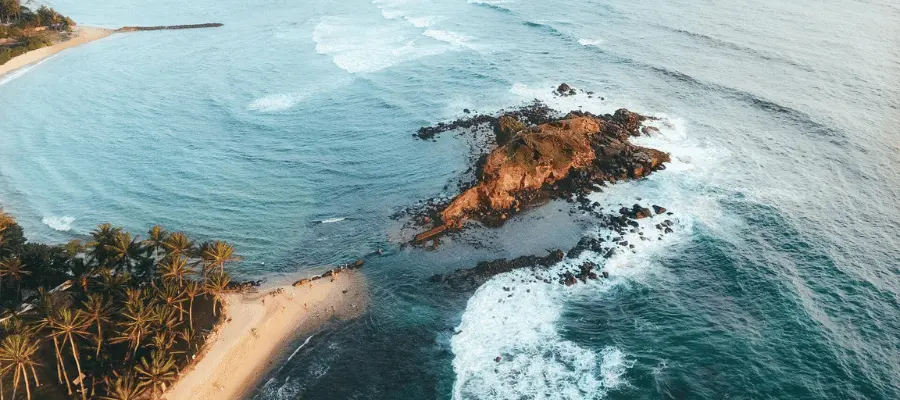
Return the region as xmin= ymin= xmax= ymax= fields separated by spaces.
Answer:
xmin=0 ymin=210 xmax=239 ymax=399
xmin=1 ymin=1 xmax=75 ymax=65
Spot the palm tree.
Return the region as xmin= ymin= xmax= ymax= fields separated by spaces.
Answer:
xmin=144 ymin=225 xmax=169 ymax=260
xmin=0 ymin=211 xmax=14 ymax=252
xmin=134 ymin=350 xmax=177 ymax=400
xmin=46 ymin=308 xmax=91 ymax=400
xmin=158 ymin=255 xmax=190 ymax=287
xmin=0 ymin=333 xmax=42 ymax=400
xmin=81 ymin=294 xmax=115 ymax=356
xmin=94 ymin=268 xmax=129 ymax=299
xmin=100 ymin=372 xmax=145 ymax=400
xmin=123 ymin=287 xmax=148 ymax=311
xmin=152 ymin=304 xmax=180 ymax=334
xmin=162 ymin=232 xmax=193 ymax=260
xmin=105 ymin=231 xmax=143 ymax=272
xmin=43 ymin=310 xmax=73 ymax=394
xmin=89 ymin=223 xmax=122 ymax=267
xmin=113 ymin=302 xmax=157 ymax=358
xmin=0 ymin=257 xmax=29 ymax=302
xmin=201 ymin=240 xmax=239 ymax=275
xmin=155 ymin=282 xmax=186 ymax=322
xmin=183 ymin=280 xmax=202 ymax=331
xmin=150 ymin=330 xmax=178 ymax=354
xmin=203 ymin=271 xmax=231 ymax=317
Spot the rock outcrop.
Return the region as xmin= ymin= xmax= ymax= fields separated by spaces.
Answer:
xmin=414 ymin=108 xmax=670 ymax=244
xmin=430 ymin=250 xmax=565 ymax=291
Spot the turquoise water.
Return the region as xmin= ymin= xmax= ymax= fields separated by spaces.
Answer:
xmin=1 ymin=0 xmax=899 ymax=398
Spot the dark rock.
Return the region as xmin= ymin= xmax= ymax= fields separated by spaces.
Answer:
xmin=495 ymin=114 xmax=526 ymax=145
xmin=431 ymin=250 xmax=565 ymax=291
xmin=652 ymin=205 xmax=667 ymax=215
xmin=641 ymin=126 xmax=661 ymax=135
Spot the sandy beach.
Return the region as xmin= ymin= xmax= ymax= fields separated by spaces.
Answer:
xmin=0 ymin=26 xmax=113 ymax=79
xmin=163 ymin=270 xmax=368 ymax=400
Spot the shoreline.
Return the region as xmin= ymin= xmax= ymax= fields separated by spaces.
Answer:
xmin=0 ymin=26 xmax=114 ymax=80
xmin=163 ymin=269 xmax=369 ymax=400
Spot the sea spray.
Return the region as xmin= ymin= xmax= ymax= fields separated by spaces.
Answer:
xmin=42 ymin=215 xmax=75 ymax=232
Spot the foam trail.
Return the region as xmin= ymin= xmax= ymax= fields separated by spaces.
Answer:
xmin=42 ymin=216 xmax=75 ymax=232
xmin=0 ymin=55 xmax=57 ymax=86
xmin=278 ymin=334 xmax=314 ymax=373
xmin=319 ymin=217 xmax=346 ymax=224
xmin=248 ymin=93 xmax=308 ymax=112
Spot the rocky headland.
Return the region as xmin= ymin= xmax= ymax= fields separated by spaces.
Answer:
xmin=410 ymin=88 xmax=671 ymax=246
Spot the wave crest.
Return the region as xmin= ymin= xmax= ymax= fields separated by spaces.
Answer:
xmin=42 ymin=215 xmax=75 ymax=232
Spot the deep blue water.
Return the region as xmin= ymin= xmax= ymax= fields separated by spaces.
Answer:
xmin=1 ymin=0 xmax=898 ymax=398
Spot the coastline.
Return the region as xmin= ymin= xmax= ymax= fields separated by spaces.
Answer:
xmin=163 ymin=269 xmax=369 ymax=400
xmin=0 ymin=26 xmax=113 ymax=80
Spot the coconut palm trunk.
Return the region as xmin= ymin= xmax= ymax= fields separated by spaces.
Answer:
xmin=189 ymin=296 xmax=195 ymax=330
xmin=19 ymin=364 xmax=31 ymax=400
xmin=68 ymin=337 xmax=87 ymax=400
xmin=95 ymin=319 xmax=104 ymax=357
xmin=29 ymin=364 xmax=39 ymax=387
xmin=53 ymin=336 xmax=73 ymax=394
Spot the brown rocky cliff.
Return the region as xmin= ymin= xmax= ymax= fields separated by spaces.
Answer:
xmin=414 ymin=109 xmax=670 ymax=244
xmin=441 ymin=117 xmax=601 ymax=226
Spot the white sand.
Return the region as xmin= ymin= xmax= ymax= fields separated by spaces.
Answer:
xmin=163 ymin=270 xmax=368 ymax=400
xmin=0 ymin=26 xmax=113 ymax=79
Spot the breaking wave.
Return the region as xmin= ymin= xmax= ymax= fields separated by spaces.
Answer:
xmin=423 ymin=30 xmax=475 ymax=48
xmin=578 ymin=38 xmax=604 ymax=47
xmin=42 ymin=215 xmax=75 ymax=232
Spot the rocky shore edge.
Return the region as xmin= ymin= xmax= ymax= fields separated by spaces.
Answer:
xmin=406 ymin=84 xmax=670 ymax=247
xmin=431 ymin=201 xmax=677 ymax=290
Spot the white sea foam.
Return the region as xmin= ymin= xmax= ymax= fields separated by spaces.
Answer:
xmin=578 ymin=38 xmax=604 ymax=47
xmin=313 ymin=16 xmax=447 ymax=74
xmin=423 ymin=30 xmax=474 ymax=48
xmin=248 ymin=76 xmax=353 ymax=113
xmin=248 ymin=93 xmax=309 ymax=112
xmin=405 ymin=15 xmax=440 ymax=28
xmin=42 ymin=216 xmax=75 ymax=232
xmin=467 ymin=0 xmax=514 ymax=5
xmin=0 ymin=55 xmax=57 ymax=86
xmin=319 ymin=217 xmax=347 ymax=224
xmin=451 ymin=112 xmax=728 ymax=399
xmin=509 ymin=82 xmax=623 ymax=116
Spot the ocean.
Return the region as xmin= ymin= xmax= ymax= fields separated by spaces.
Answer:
xmin=1 ymin=0 xmax=898 ymax=398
